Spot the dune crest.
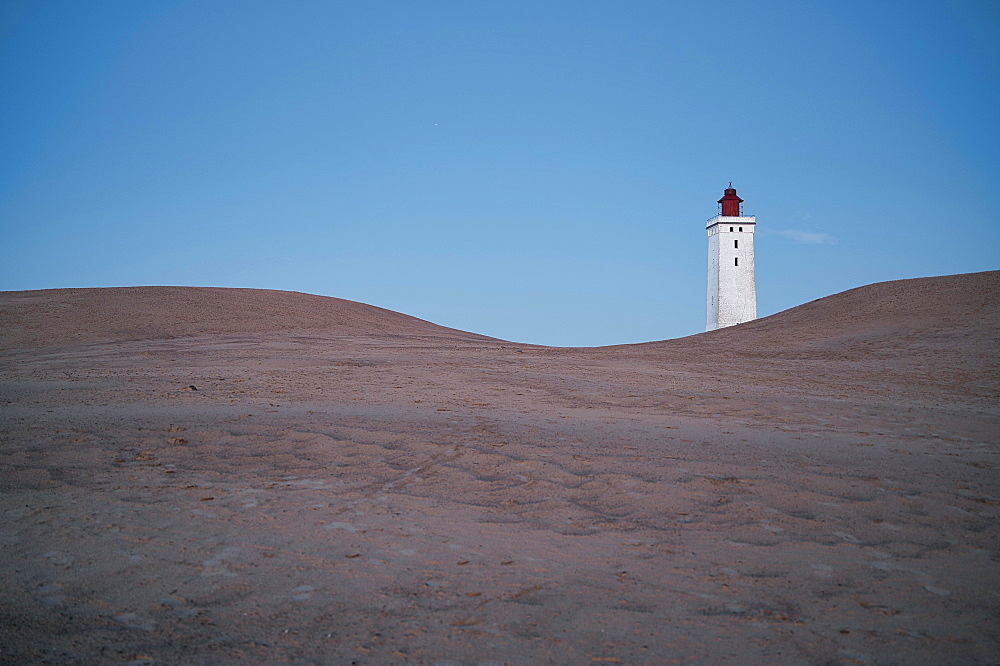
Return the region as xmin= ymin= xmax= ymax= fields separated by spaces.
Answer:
xmin=2 ymin=271 xmax=997 ymax=352
xmin=692 ymin=270 xmax=1000 ymax=350
xmin=0 ymin=285 xmax=490 ymax=348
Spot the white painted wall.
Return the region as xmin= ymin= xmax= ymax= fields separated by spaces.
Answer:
xmin=706 ymin=216 xmax=756 ymax=331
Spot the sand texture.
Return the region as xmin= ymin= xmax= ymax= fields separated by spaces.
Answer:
xmin=1 ymin=272 xmax=998 ymax=664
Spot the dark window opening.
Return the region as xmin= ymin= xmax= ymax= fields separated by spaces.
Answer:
xmin=734 ymin=239 xmax=738 ymax=249
xmin=735 ymin=257 xmax=739 ymax=266
xmin=729 ymin=227 xmax=734 ymax=232
xmin=739 ymin=226 xmax=743 ymax=232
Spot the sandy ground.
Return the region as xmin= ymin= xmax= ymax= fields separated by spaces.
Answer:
xmin=1 ymin=272 xmax=998 ymax=664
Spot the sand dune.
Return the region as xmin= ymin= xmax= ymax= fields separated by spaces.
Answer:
xmin=700 ymin=271 xmax=997 ymax=355
xmin=0 ymin=272 xmax=997 ymax=664
xmin=0 ymin=285 xmax=489 ymax=349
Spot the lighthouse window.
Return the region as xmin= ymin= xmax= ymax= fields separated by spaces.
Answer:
xmin=734 ymin=240 xmax=738 ymax=249
xmin=729 ymin=227 xmax=734 ymax=232
xmin=739 ymin=226 xmax=743 ymax=232
xmin=735 ymin=257 xmax=739 ymax=266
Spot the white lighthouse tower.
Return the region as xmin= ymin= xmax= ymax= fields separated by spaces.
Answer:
xmin=706 ymin=183 xmax=756 ymax=331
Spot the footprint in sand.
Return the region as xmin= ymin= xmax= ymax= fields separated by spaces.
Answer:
xmin=157 ymin=595 xmax=198 ymax=618
xmin=114 ymin=612 xmax=155 ymax=631
xmin=42 ymin=551 xmax=74 ymax=567
xmin=811 ymin=564 xmax=833 ymax=579
xmin=324 ymin=521 xmax=358 ymax=532
xmin=833 ymin=531 xmax=861 ymax=544
xmin=36 ymin=583 xmax=65 ymax=607
xmin=201 ymin=546 xmax=242 ymax=577
xmin=838 ymin=649 xmax=872 ymax=664
xmin=291 ymin=584 xmax=315 ymax=601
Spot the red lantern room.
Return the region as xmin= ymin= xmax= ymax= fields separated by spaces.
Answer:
xmin=718 ymin=182 xmax=743 ymax=217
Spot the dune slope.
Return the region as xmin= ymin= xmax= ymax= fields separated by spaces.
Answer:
xmin=655 ymin=270 xmax=1000 ymax=352
xmin=0 ymin=272 xmax=997 ymax=664
xmin=0 ymin=285 xmax=490 ymax=349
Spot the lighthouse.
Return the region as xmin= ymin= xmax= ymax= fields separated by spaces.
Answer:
xmin=706 ymin=183 xmax=757 ymax=331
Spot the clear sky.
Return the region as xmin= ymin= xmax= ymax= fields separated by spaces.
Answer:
xmin=2 ymin=0 xmax=997 ymax=346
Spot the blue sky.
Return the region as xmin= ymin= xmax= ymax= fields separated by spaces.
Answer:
xmin=1 ymin=0 xmax=997 ymax=346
